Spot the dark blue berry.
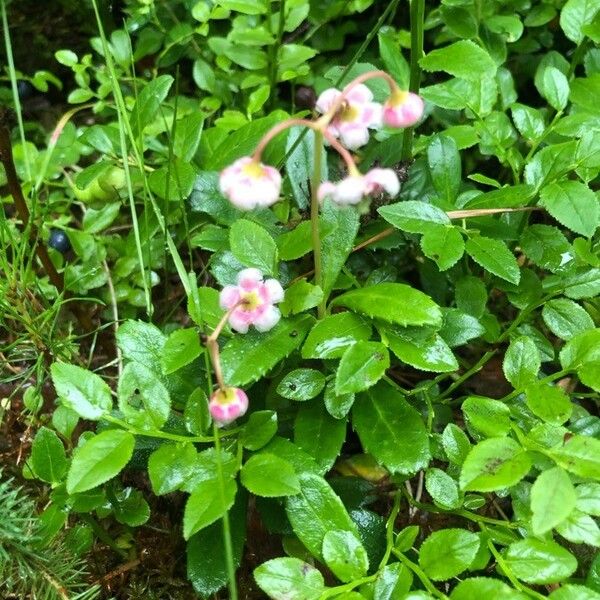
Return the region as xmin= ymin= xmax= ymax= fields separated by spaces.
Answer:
xmin=48 ymin=229 xmax=71 ymax=253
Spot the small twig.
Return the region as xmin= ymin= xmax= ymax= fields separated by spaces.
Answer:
xmin=93 ymin=558 xmax=140 ymax=586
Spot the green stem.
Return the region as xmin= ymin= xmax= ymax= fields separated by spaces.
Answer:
xmin=80 ymin=514 xmax=128 ymax=559
xmin=391 ymin=550 xmax=448 ymax=599
xmin=401 ymin=0 xmax=425 ymax=161
xmin=213 ymin=424 xmax=238 ymax=600
xmin=311 ymin=130 xmax=325 ymax=318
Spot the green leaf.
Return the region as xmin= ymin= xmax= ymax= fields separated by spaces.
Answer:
xmin=162 ymin=328 xmax=202 ymax=374
xmin=335 ymin=341 xmax=389 ymax=395
xmin=229 ymin=220 xmax=278 ymax=275
xmin=502 ymin=336 xmax=541 ymax=389
xmin=112 ymin=488 xmax=150 ymax=527
xmin=540 ymin=67 xmax=570 ymax=111
xmin=285 ymin=127 xmax=327 ymax=210
xmin=286 ymin=473 xmax=358 ymax=559
xmin=241 ymin=454 xmax=300 ymax=497
xmin=118 ymin=362 xmax=171 ymax=430
xmin=420 ymin=40 xmax=497 ymax=80
xmin=428 ymin=135 xmax=461 ymax=203
xmin=183 ymin=478 xmax=237 ymax=539
xmin=550 ymin=435 xmax=600 ymax=479
xmin=320 ymin=201 xmax=360 ymax=296
xmin=504 ymin=539 xmax=577 ymax=584
xmin=55 ymin=49 xmax=78 ymax=66
xmin=294 ymin=401 xmax=346 ymax=472
xmin=560 ymin=0 xmax=600 ymax=43
xmin=130 ymin=75 xmax=173 ymax=136
xmin=455 ymin=277 xmax=487 ymax=318
xmin=116 ymin=320 xmax=166 ymax=368
xmin=539 ymin=180 xmax=599 ymax=237
xmin=421 ymin=226 xmax=465 ymax=271
xmin=174 ymin=113 xmax=204 ymax=162
xmin=442 ymin=423 xmax=472 ymax=466
xmin=66 ymin=430 xmax=135 ymax=494
xmin=520 ymin=225 xmax=573 ymax=274
xmin=277 ymin=368 xmax=326 ymax=401
xmin=323 ymin=381 xmax=355 ymax=420
xmin=378 ymin=30 xmax=410 ymax=87
xmin=459 ymin=437 xmax=531 ymax=492
xmin=374 ymin=562 xmax=413 ymax=598
xmin=511 ymin=104 xmax=546 ymax=141
xmin=241 ymin=410 xmax=277 ymax=450
xmin=425 ymin=468 xmax=461 ymax=510
xmin=383 ymin=327 xmax=458 ymax=373
xmin=378 ymin=201 xmax=450 ymax=235
xmin=576 ymin=482 xmax=600 ymax=515
xmin=254 ymin=558 xmax=325 ymax=600
xmin=465 ymin=236 xmax=520 ymax=284
xmin=419 ymin=529 xmax=480 ymax=581
xmin=187 ymin=492 xmax=247 ymax=597
xmin=322 ymin=529 xmax=369 ymax=583
xmin=30 ymin=427 xmax=67 ymax=484
xmin=353 ymin=382 xmax=430 ymax=475
xmin=559 ymin=329 xmax=600 ymax=370
xmin=51 ymin=362 xmax=112 ymax=421
xmin=302 ymin=312 xmax=371 ymax=360
xmin=280 ymin=280 xmax=323 ymax=316
xmin=542 ymin=299 xmax=594 ymax=340
xmin=148 ymin=158 xmax=197 ymax=202
xmin=463 ymin=396 xmax=511 ymax=438
xmin=526 ymin=380 xmax=572 ymax=426
xmin=184 ymin=388 xmax=210 ymax=436
xmin=331 ymin=283 xmax=442 ymax=327
xmin=220 ymin=315 xmax=314 ymax=386
xmin=531 ymin=467 xmax=576 ymax=535
xmin=450 ymin=577 xmax=527 ymax=599
xmin=148 ymin=443 xmax=197 ymax=495
xmin=556 ymin=510 xmax=600 ymax=546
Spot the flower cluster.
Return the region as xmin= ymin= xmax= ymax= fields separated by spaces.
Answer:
xmin=219 ymin=268 xmax=284 ymax=334
xmin=316 ymin=84 xmax=424 ymax=151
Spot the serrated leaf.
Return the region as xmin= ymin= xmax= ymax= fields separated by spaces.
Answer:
xmin=550 ymin=435 xmax=600 ymax=479
xmin=241 ymin=454 xmax=300 ymax=497
xmin=420 ymin=41 xmax=497 ymax=80
xmin=503 ymin=336 xmax=541 ymax=389
xmin=419 ymin=529 xmax=480 ymax=581
xmin=220 ymin=315 xmax=314 ymax=386
xmin=286 ymin=473 xmax=358 ymax=559
xmin=331 ymin=283 xmax=442 ymax=327
xmin=335 ymin=341 xmax=389 ymax=395
xmin=542 ymin=299 xmax=594 ymax=340
xmin=378 ymin=201 xmax=450 ymax=235
xmin=277 ymin=368 xmax=325 ymax=401
xmin=539 ymin=180 xmax=599 ymax=237
xmin=322 ymin=529 xmax=369 ymax=583
xmin=353 ymin=382 xmax=430 ymax=475
xmin=254 ymin=558 xmax=325 ymax=600
xmin=466 ymin=236 xmax=520 ymax=284
xmin=67 ymin=430 xmax=135 ymax=494
xmin=229 ymin=220 xmax=278 ymax=275
xmin=183 ymin=478 xmax=237 ymax=539
xmin=531 ymin=467 xmax=576 ymax=535
xmin=525 ymin=383 xmax=572 ymax=425
xmin=302 ymin=312 xmax=371 ymax=359
xmin=30 ymin=427 xmax=67 ymax=484
xmin=421 ymin=226 xmax=465 ymax=271
xmin=460 ymin=437 xmax=531 ymax=492
xmin=504 ymin=539 xmax=577 ymax=584
xmin=428 ymin=135 xmax=461 ymax=203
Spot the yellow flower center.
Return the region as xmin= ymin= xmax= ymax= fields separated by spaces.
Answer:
xmin=241 ymin=161 xmax=265 ymax=178
xmin=389 ymin=90 xmax=408 ymax=106
xmin=214 ymin=387 xmax=236 ymax=405
xmin=240 ymin=290 xmax=262 ymax=311
xmin=339 ymin=102 xmax=359 ymax=122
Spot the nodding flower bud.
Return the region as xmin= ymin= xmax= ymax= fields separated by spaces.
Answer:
xmin=219 ymin=157 xmax=282 ymax=211
xmin=209 ymin=387 xmax=249 ymax=425
xmin=316 ymin=84 xmax=382 ymax=150
xmin=318 ymin=168 xmax=400 ymax=206
xmin=383 ymin=91 xmax=424 ymax=129
xmin=219 ymin=268 xmax=284 ymax=334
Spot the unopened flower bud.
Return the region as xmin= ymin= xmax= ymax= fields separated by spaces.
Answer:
xmin=209 ymin=387 xmax=249 ymax=425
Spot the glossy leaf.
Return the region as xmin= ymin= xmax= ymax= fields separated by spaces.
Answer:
xmin=302 ymin=312 xmax=371 ymax=360
xmin=504 ymin=539 xmax=577 ymax=584
xmin=322 ymin=529 xmax=369 ymax=582
xmin=531 ymin=467 xmax=576 ymax=535
xmin=335 ymin=341 xmax=389 ymax=395
xmin=466 ymin=236 xmax=520 ymax=284
xmin=241 ymin=454 xmax=300 ymax=497
xmin=419 ymin=528 xmax=480 ymax=581
xmin=254 ymin=557 xmax=325 ymax=600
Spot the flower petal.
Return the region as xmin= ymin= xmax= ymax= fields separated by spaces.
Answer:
xmin=253 ymin=306 xmax=281 ymax=332
xmin=219 ymin=285 xmax=240 ymax=309
xmin=237 ymin=268 xmax=263 ymax=288
xmin=316 ymin=88 xmax=342 ymax=114
xmin=264 ymin=279 xmax=284 ymax=304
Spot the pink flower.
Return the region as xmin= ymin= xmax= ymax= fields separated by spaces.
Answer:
xmin=219 ymin=268 xmax=284 ymax=333
xmin=383 ymin=91 xmax=424 ymax=128
xmin=209 ymin=387 xmax=249 ymax=425
xmin=318 ymin=168 xmax=400 ymax=205
xmin=219 ymin=157 xmax=282 ymax=211
xmin=316 ymin=84 xmax=382 ymax=150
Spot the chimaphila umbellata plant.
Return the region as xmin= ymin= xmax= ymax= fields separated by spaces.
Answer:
xmin=8 ymin=0 xmax=600 ymax=597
